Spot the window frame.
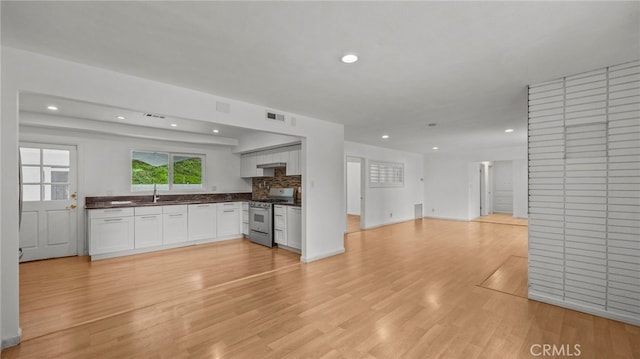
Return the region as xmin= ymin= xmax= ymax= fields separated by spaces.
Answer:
xmin=131 ymin=150 xmax=205 ymax=192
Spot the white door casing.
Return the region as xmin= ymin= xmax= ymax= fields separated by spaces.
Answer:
xmin=19 ymin=143 xmax=78 ymax=262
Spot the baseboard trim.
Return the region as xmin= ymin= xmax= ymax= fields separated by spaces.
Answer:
xmin=301 ymin=248 xmax=345 ymax=263
xmin=363 ymin=217 xmax=422 ymax=230
xmin=529 ymin=291 xmax=640 ymax=327
xmin=1 ymin=328 xmax=21 ymax=349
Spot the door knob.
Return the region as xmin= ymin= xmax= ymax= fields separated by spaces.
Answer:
xmin=69 ymin=204 xmax=77 ymax=210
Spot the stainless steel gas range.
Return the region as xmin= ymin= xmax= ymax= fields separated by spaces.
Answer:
xmin=248 ymin=188 xmax=295 ymax=247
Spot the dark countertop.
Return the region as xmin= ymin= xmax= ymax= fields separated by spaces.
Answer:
xmin=85 ymin=193 xmax=252 ymax=210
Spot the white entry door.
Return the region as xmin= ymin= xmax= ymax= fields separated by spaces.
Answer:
xmin=19 ymin=144 xmax=78 ymax=262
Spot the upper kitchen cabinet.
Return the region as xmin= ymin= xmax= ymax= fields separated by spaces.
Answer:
xmin=286 ymin=148 xmax=301 ymax=176
xmin=240 ymin=144 xmax=301 ymax=178
xmin=240 ymin=153 xmax=274 ymax=178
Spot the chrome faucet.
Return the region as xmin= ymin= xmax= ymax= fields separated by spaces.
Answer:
xmin=153 ymin=184 xmax=160 ymax=203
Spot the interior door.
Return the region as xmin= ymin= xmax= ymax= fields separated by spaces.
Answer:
xmin=19 ymin=143 xmax=78 ymax=262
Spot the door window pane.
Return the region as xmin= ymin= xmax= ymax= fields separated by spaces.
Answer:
xmin=22 ymin=166 xmax=41 ymax=183
xmin=20 ymin=148 xmax=40 ymax=165
xmin=23 ymin=185 xmax=41 ymax=202
xmin=43 ymin=149 xmax=70 ymax=166
xmin=43 ymin=167 xmax=70 ymax=183
xmin=44 ymin=184 xmax=70 ymax=201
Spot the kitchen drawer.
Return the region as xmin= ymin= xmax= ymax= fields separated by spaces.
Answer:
xmin=274 ymin=205 xmax=286 ymax=215
xmin=219 ymin=202 xmax=241 ymax=210
xmin=135 ymin=206 xmax=163 ymax=216
xmin=89 ymin=207 xmax=134 ymax=219
xmin=163 ymin=204 xmax=188 ymax=214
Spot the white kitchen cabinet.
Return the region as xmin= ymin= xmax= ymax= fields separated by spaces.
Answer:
xmin=88 ymin=208 xmax=135 ymax=255
xmin=241 ymin=202 xmax=249 ymax=236
xmin=286 ymin=148 xmax=301 ymax=176
xmin=286 ymin=206 xmax=302 ymax=250
xmin=163 ymin=205 xmax=189 ymax=244
xmin=217 ymin=202 xmax=241 ymax=237
xmin=274 ymin=205 xmax=287 ymax=245
xmin=188 ymin=203 xmax=217 ymax=241
xmin=134 ymin=206 xmax=163 ymax=248
xmin=240 ymin=152 xmax=274 ymax=178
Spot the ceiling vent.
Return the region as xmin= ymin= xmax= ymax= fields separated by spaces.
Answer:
xmin=144 ymin=113 xmax=166 ymax=119
xmin=265 ymin=110 xmax=285 ymax=122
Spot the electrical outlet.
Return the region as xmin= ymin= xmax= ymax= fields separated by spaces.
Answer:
xmin=432 ymin=208 xmax=435 ymax=212
xmin=390 ymin=212 xmax=393 ymax=218
xmin=211 ymin=185 xmax=217 ymax=191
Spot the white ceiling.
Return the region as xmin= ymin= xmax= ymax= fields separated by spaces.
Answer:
xmin=3 ymin=1 xmax=639 ymax=154
xmin=19 ymin=92 xmax=262 ymax=144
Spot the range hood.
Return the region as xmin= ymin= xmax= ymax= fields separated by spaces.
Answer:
xmin=257 ymin=162 xmax=287 ymax=169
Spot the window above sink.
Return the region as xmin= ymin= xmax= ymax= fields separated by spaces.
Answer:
xmin=131 ymin=150 xmax=205 ymax=192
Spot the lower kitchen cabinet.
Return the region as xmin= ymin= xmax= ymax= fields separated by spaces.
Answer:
xmin=87 ymin=201 xmax=247 ymax=260
xmin=273 ymin=205 xmax=301 ymax=251
xmin=88 ymin=208 xmax=135 ymax=255
xmin=241 ymin=202 xmax=249 ymax=236
xmin=286 ymin=207 xmax=302 ymax=250
xmin=163 ymin=205 xmax=189 ymax=244
xmin=134 ymin=206 xmax=163 ymax=248
xmin=217 ymin=202 xmax=241 ymax=237
xmin=188 ymin=203 xmax=217 ymax=241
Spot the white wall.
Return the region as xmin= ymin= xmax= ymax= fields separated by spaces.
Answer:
xmin=1 ymin=47 xmax=345 ymax=345
xmin=19 ymin=124 xmax=252 ymax=256
xmin=424 ymin=146 xmax=527 ymax=221
xmin=346 ymin=160 xmax=361 ymax=215
xmin=512 ymin=159 xmax=528 ymax=219
xmin=344 ymin=141 xmax=424 ymax=229
xmin=233 ymin=131 xmax=300 ymax=153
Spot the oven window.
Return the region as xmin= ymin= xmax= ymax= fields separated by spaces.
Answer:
xmin=253 ymin=213 xmax=265 ymax=223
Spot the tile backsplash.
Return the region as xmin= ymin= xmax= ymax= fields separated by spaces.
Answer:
xmin=252 ymin=167 xmax=302 ymax=200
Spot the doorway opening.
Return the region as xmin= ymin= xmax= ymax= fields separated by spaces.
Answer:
xmin=475 ymin=159 xmax=528 ymax=226
xmin=346 ymin=156 xmax=364 ymax=233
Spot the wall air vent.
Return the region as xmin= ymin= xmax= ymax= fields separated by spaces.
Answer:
xmin=143 ymin=113 xmax=166 ymax=119
xmin=265 ymin=110 xmax=285 ymax=122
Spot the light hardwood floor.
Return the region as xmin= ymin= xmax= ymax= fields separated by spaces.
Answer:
xmin=3 ymin=218 xmax=639 ymax=358
xmin=347 ymin=214 xmax=361 ymax=233
xmin=475 ymin=213 xmax=529 ymax=226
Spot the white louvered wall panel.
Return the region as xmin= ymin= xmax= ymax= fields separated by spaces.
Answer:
xmin=564 ymin=69 xmax=608 ymax=309
xmin=528 ymin=79 xmax=565 ymax=300
xmin=528 ymin=60 xmax=640 ymax=326
xmin=607 ymin=61 xmax=640 ymax=318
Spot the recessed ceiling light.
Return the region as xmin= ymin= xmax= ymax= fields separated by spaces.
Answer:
xmin=432 ymin=147 xmax=439 ymax=150
xmin=341 ymin=54 xmax=358 ymax=64
xmin=213 ymin=129 xmax=219 ymax=133
xmin=116 ymin=116 xmax=126 ymax=120
xmin=47 ymin=105 xmax=58 ymax=111
xmin=381 ymin=134 xmax=389 ymax=139
xmin=170 ymin=123 xmax=177 ymax=127
xmin=505 ymin=129 xmax=514 ymax=133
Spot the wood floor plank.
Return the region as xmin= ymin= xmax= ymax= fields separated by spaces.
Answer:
xmin=3 ymin=218 xmax=639 ymax=358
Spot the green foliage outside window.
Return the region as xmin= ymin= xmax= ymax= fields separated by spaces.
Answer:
xmin=131 ymin=151 xmax=203 ymax=190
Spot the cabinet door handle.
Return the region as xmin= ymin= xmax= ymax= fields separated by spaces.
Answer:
xmin=197 ymin=204 xmax=209 ymax=208
xmin=168 ymin=214 xmax=183 ymax=217
xmin=104 ymin=218 xmax=123 ymax=222
xmin=140 ymin=216 xmax=156 ymax=220
xmin=105 ymin=209 xmax=122 ymax=213
xmin=223 ymin=209 xmax=235 ymax=213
